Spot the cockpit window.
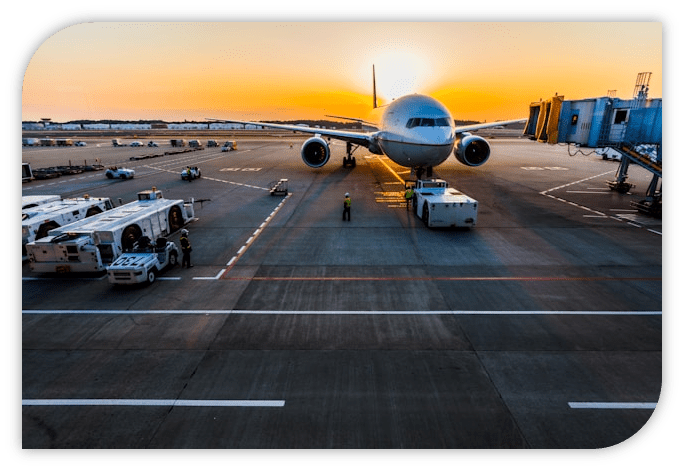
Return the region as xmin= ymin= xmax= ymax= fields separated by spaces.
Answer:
xmin=406 ymin=117 xmax=451 ymax=128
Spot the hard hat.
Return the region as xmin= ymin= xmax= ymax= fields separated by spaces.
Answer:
xmin=345 ymin=192 xmax=349 ymax=197
xmin=181 ymin=229 xmax=188 ymax=235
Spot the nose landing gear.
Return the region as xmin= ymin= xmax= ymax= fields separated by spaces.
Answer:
xmin=414 ymin=166 xmax=433 ymax=180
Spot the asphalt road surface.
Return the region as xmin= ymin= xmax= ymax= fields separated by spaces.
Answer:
xmin=21 ymin=135 xmax=662 ymax=448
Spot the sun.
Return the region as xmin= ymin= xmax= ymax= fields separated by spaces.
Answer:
xmin=372 ymin=50 xmax=432 ymax=103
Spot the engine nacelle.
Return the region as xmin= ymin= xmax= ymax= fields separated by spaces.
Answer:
xmin=301 ymin=136 xmax=331 ymax=168
xmin=454 ymin=133 xmax=491 ymax=167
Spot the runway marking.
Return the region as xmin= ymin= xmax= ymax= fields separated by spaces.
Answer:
xmin=22 ymin=310 xmax=662 ymax=316
xmin=568 ymin=402 xmax=657 ymax=409
xmin=542 ymin=171 xmax=614 ymax=194
xmin=145 ymin=162 xmax=270 ymax=191
xmin=566 ymin=190 xmax=611 ymax=194
xmin=214 ymin=193 xmax=292 ymax=280
xmin=376 ymin=156 xmax=406 ymax=185
xmin=22 ymin=399 xmax=285 ymax=407
xmin=540 ymin=170 xmax=661 ymax=235
xmin=192 ymin=269 xmax=226 ymax=281
xmin=192 ymin=193 xmax=292 ymax=280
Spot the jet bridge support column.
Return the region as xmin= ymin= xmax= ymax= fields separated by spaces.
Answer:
xmin=607 ymin=156 xmax=634 ymax=194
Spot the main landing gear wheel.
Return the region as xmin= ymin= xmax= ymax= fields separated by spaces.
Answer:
xmin=343 ymin=142 xmax=358 ymax=168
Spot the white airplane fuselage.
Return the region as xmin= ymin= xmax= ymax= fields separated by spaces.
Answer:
xmin=374 ymin=94 xmax=456 ymax=168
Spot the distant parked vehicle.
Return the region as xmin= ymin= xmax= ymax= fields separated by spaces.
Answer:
xmin=130 ymin=141 xmax=144 ymax=147
xmin=188 ymin=139 xmax=203 ymax=148
xmin=105 ymin=166 xmax=135 ymax=179
xmin=147 ymin=141 xmax=159 ymax=147
xmin=75 ymin=141 xmax=87 ymax=146
xmin=221 ymin=140 xmax=237 ymax=151
xmin=181 ymin=166 xmax=201 ymax=181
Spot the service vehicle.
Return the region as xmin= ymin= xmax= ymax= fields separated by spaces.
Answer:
xmin=26 ymin=188 xmax=194 ymax=273
xmin=22 ymin=195 xmax=113 ymax=249
xmin=107 ymin=236 xmax=178 ymax=285
xmin=597 ymin=147 xmax=622 ymax=161
xmin=112 ymin=139 xmax=124 ymax=146
xmin=410 ymin=179 xmax=478 ymax=228
xmin=105 ymin=166 xmax=135 ymax=179
xmin=22 ymin=163 xmax=34 ymax=182
xmin=207 ymin=140 xmax=219 ymax=147
xmin=189 ymin=139 xmax=203 ymax=148
xmin=181 ymin=166 xmax=201 ymax=181
xmin=221 ymin=140 xmax=237 ymax=151
xmin=170 ymin=139 xmax=186 ymax=147
xmin=130 ymin=141 xmax=144 ymax=147
xmin=147 ymin=141 xmax=159 ymax=147
xmin=75 ymin=141 xmax=87 ymax=146
xmin=269 ymin=179 xmax=288 ymax=196
xmin=22 ymin=194 xmax=61 ymax=210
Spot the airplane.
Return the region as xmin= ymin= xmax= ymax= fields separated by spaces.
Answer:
xmin=209 ymin=66 xmax=526 ymax=179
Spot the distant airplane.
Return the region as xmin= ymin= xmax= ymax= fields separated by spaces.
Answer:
xmin=210 ymin=66 xmax=526 ymax=178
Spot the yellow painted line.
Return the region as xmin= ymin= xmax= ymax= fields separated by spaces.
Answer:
xmin=376 ymin=157 xmax=405 ymax=185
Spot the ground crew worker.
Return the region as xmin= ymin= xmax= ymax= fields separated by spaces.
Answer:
xmin=343 ymin=192 xmax=351 ymax=221
xmin=180 ymin=229 xmax=193 ymax=268
xmin=404 ymin=186 xmax=415 ymax=211
xmin=186 ymin=166 xmax=193 ymax=181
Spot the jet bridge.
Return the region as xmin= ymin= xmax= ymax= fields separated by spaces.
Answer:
xmin=524 ymin=76 xmax=662 ymax=217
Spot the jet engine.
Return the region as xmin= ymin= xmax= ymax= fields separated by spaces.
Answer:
xmin=301 ymin=136 xmax=331 ymax=168
xmin=454 ymin=133 xmax=491 ymax=167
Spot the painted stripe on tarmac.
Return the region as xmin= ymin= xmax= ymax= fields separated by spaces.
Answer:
xmin=23 ymin=399 xmax=285 ymax=407
xmin=22 ymin=310 xmax=662 ymax=316
xmin=568 ymin=402 xmax=657 ymax=409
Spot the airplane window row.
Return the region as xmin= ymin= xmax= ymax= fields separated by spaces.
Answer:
xmin=406 ymin=117 xmax=451 ymax=128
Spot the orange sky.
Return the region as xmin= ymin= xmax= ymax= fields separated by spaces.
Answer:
xmin=21 ymin=22 xmax=662 ymax=123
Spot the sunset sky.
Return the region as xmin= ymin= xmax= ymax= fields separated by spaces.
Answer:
xmin=21 ymin=21 xmax=662 ymax=123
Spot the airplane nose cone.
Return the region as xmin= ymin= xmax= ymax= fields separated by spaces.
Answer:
xmin=416 ymin=126 xmax=455 ymax=146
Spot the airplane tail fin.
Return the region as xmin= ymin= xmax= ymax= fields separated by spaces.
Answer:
xmin=372 ymin=65 xmax=377 ymax=109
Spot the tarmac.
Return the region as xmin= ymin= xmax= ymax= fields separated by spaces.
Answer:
xmin=21 ymin=134 xmax=662 ymax=448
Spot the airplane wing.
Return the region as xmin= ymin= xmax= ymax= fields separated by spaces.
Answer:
xmin=454 ymin=118 xmax=528 ymax=134
xmin=324 ymin=114 xmax=379 ymax=130
xmin=207 ymin=118 xmax=374 ymax=148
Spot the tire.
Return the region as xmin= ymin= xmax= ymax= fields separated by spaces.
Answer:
xmin=147 ymin=269 xmax=157 ymax=284
xmin=168 ymin=251 xmax=178 ymax=266
xmin=85 ymin=206 xmax=103 ymax=217
xmin=422 ymin=202 xmax=430 ymax=226
xmin=121 ymin=225 xmax=143 ymax=251
xmin=36 ymin=221 xmax=59 ymax=240
xmin=168 ymin=206 xmax=183 ymax=233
